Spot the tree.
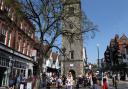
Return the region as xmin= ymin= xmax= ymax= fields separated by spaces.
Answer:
xmin=1 ymin=0 xmax=97 ymax=87
xmin=113 ymin=38 xmax=120 ymax=65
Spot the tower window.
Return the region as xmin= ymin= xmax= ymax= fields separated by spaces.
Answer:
xmin=70 ymin=50 xmax=74 ymax=59
xmin=69 ymin=24 xmax=73 ymax=29
xmin=68 ymin=7 xmax=74 ymax=15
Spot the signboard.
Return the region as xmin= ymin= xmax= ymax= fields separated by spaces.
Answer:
xmin=70 ymin=64 xmax=74 ymax=67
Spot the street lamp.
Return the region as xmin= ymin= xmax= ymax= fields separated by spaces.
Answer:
xmin=97 ymin=44 xmax=100 ymax=68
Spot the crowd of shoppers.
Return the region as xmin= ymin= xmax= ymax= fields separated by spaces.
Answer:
xmin=7 ymin=69 xmax=121 ymax=89
xmin=41 ymin=71 xmax=110 ymax=89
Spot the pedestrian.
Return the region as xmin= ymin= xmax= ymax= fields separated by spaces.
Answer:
xmin=112 ymin=74 xmax=115 ymax=86
xmin=9 ymin=76 xmax=14 ymax=89
xmin=114 ymin=75 xmax=118 ymax=89
xmin=76 ymin=77 xmax=79 ymax=89
xmin=117 ymin=73 xmax=120 ymax=82
xmin=92 ymin=75 xmax=100 ymax=89
xmin=46 ymin=76 xmax=51 ymax=89
xmin=83 ymin=75 xmax=87 ymax=87
xmin=42 ymin=74 xmax=47 ymax=88
xmin=56 ymin=76 xmax=63 ymax=89
xmin=102 ymin=78 xmax=108 ymax=89
xmin=92 ymin=76 xmax=97 ymax=89
xmin=103 ymin=73 xmax=109 ymax=88
xmin=65 ymin=73 xmax=73 ymax=89
xmin=62 ymin=75 xmax=66 ymax=86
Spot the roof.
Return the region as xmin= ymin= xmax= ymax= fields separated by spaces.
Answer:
xmin=52 ymin=52 xmax=58 ymax=61
xmin=120 ymin=34 xmax=128 ymax=40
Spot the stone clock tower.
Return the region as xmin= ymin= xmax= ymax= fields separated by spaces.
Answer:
xmin=61 ymin=0 xmax=84 ymax=77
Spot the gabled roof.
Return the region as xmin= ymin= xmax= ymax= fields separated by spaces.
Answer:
xmin=114 ymin=34 xmax=119 ymax=40
xmin=120 ymin=34 xmax=128 ymax=40
xmin=52 ymin=52 xmax=58 ymax=61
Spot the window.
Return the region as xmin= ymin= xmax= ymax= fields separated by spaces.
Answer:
xmin=28 ymin=30 xmax=31 ymax=37
xmin=0 ymin=0 xmax=4 ymax=10
xmin=69 ymin=24 xmax=73 ymax=29
xmin=7 ymin=31 xmax=11 ymax=47
xmin=70 ymin=50 xmax=74 ymax=59
xmin=68 ymin=7 xmax=74 ymax=16
xmin=11 ymin=13 xmax=14 ymax=21
xmin=122 ymin=40 xmax=126 ymax=47
xmin=31 ymin=33 xmax=34 ymax=39
xmin=126 ymin=47 xmax=128 ymax=55
xmin=18 ymin=39 xmax=21 ymax=52
xmin=28 ymin=69 xmax=32 ymax=76
xmin=27 ymin=44 xmax=30 ymax=55
xmin=0 ymin=27 xmax=6 ymax=44
xmin=23 ymin=42 xmax=26 ymax=54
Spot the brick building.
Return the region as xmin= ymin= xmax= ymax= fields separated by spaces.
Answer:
xmin=0 ymin=0 xmax=36 ymax=86
xmin=104 ymin=34 xmax=128 ymax=80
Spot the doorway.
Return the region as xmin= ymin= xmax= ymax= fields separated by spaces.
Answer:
xmin=69 ymin=69 xmax=76 ymax=80
xmin=0 ymin=67 xmax=7 ymax=86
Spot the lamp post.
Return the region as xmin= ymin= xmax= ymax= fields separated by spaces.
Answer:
xmin=62 ymin=47 xmax=66 ymax=75
xmin=97 ymin=44 xmax=100 ymax=68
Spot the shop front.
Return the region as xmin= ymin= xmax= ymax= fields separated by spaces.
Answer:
xmin=0 ymin=44 xmax=33 ymax=87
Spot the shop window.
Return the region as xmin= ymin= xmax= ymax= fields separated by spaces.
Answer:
xmin=28 ymin=69 xmax=32 ymax=77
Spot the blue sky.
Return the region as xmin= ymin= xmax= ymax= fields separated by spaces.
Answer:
xmin=81 ymin=0 xmax=128 ymax=64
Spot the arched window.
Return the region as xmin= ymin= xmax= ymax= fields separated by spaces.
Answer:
xmin=23 ymin=41 xmax=26 ymax=54
xmin=18 ymin=38 xmax=22 ymax=52
xmin=70 ymin=50 xmax=74 ymax=59
xmin=7 ymin=31 xmax=11 ymax=47
xmin=27 ymin=44 xmax=30 ymax=56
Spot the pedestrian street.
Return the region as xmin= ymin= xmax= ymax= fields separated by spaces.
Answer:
xmin=109 ymin=80 xmax=128 ymax=89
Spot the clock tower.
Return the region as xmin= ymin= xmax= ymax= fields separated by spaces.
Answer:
xmin=62 ymin=0 xmax=84 ymax=77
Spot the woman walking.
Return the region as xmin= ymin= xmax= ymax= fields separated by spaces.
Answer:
xmin=102 ymin=78 xmax=108 ymax=89
xmin=65 ymin=73 xmax=73 ymax=89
